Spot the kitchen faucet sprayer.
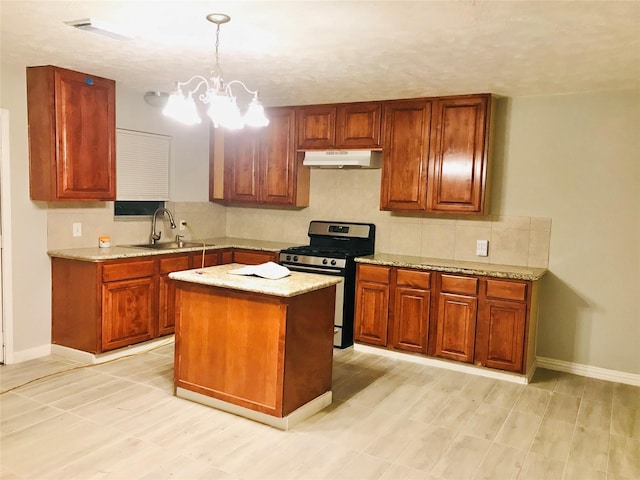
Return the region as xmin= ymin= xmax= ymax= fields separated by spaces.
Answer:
xmin=150 ymin=207 xmax=177 ymax=244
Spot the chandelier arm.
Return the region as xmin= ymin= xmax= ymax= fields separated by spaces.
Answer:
xmin=176 ymin=75 xmax=212 ymax=93
xmin=225 ymin=80 xmax=259 ymax=97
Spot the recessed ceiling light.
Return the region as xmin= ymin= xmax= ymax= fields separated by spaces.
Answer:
xmin=64 ymin=18 xmax=133 ymax=41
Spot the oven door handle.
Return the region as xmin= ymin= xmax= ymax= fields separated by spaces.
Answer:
xmin=284 ymin=264 xmax=344 ymax=275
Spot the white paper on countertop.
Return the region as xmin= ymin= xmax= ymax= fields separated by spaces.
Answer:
xmin=228 ymin=262 xmax=291 ymax=280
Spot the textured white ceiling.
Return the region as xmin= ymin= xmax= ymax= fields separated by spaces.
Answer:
xmin=1 ymin=1 xmax=639 ymax=106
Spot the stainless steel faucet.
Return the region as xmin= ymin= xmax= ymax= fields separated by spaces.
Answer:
xmin=150 ymin=207 xmax=177 ymax=244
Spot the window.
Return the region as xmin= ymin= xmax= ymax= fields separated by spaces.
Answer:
xmin=114 ymin=200 xmax=164 ymax=217
xmin=116 ymin=129 xmax=170 ymax=201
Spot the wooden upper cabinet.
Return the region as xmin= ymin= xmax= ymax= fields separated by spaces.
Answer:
xmin=27 ymin=65 xmax=116 ymax=201
xmin=380 ymin=93 xmax=492 ymax=215
xmin=224 ymin=128 xmax=260 ymax=203
xmin=260 ymin=107 xmax=299 ymax=204
xmin=297 ymin=102 xmax=383 ymax=149
xmin=296 ymin=105 xmax=336 ymax=149
xmin=380 ymin=99 xmax=433 ymax=211
xmin=427 ymin=94 xmax=491 ymax=214
xmin=212 ymin=106 xmax=309 ymax=207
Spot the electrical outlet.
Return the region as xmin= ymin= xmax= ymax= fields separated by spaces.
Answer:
xmin=72 ymin=222 xmax=82 ymax=237
xmin=476 ymin=239 xmax=489 ymax=257
xmin=179 ymin=220 xmax=187 ymax=231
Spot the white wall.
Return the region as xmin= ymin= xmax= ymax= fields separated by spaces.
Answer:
xmin=0 ymin=63 xmax=51 ymax=361
xmin=493 ymin=91 xmax=640 ymax=374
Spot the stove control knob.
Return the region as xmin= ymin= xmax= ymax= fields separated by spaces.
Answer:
xmin=286 ymin=255 xmax=291 ymax=261
xmin=322 ymin=258 xmax=328 ymax=265
xmin=331 ymin=259 xmax=337 ymax=266
xmin=293 ymin=256 xmax=298 ymax=262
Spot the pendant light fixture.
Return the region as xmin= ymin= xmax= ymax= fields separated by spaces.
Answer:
xmin=162 ymin=13 xmax=269 ymax=129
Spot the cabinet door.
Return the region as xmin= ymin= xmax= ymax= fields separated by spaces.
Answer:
xmin=225 ymin=128 xmax=260 ymax=203
xmin=427 ymin=95 xmax=490 ymax=214
xmin=102 ymin=276 xmax=156 ymax=351
xmin=354 ymin=280 xmax=390 ymax=346
xmin=475 ymin=299 xmax=526 ymax=372
xmin=260 ymin=107 xmax=298 ymax=204
xmin=380 ymin=99 xmax=433 ymax=211
xmin=392 ymin=286 xmax=430 ymax=353
xmin=435 ymin=293 xmax=477 ymax=363
xmin=336 ymin=102 xmax=382 ymax=148
xmin=158 ymin=255 xmax=191 ymax=336
xmin=27 ymin=66 xmax=116 ymax=201
xmin=296 ymin=105 xmax=336 ymax=149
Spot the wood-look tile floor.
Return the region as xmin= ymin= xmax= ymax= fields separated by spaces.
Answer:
xmin=1 ymin=344 xmax=639 ymax=479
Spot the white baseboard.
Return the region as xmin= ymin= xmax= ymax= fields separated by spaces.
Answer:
xmin=50 ymin=336 xmax=174 ymax=365
xmin=10 ymin=344 xmax=52 ymax=364
xmin=537 ymin=356 xmax=640 ymax=386
xmin=353 ymin=344 xmax=531 ymax=384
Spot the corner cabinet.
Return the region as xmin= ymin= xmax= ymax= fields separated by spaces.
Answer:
xmin=380 ymin=94 xmax=492 ymax=215
xmin=27 ymin=65 xmax=116 ymax=201
xmin=354 ymin=264 xmax=537 ymax=375
xmin=210 ymin=107 xmax=310 ymax=207
xmin=296 ymin=102 xmax=383 ymax=149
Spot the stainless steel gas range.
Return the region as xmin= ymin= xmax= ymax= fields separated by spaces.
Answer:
xmin=279 ymin=221 xmax=375 ymax=348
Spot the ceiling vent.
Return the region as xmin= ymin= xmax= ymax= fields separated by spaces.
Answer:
xmin=64 ymin=18 xmax=133 ymax=41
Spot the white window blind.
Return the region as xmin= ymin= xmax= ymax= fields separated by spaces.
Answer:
xmin=116 ymin=129 xmax=170 ymax=200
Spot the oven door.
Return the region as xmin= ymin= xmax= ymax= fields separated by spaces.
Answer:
xmin=281 ymin=263 xmax=345 ymax=347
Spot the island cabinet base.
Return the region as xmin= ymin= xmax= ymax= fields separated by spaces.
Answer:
xmin=173 ymin=281 xmax=335 ymax=425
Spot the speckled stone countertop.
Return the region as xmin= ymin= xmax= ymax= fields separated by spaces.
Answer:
xmin=169 ymin=263 xmax=342 ymax=297
xmin=356 ymin=253 xmax=547 ymax=281
xmin=47 ymin=237 xmax=298 ymax=262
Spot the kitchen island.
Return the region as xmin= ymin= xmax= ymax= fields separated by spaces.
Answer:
xmin=169 ymin=263 xmax=341 ymax=430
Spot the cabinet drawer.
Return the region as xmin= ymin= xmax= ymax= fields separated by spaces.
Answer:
xmin=358 ymin=264 xmax=390 ymax=284
xmin=102 ymin=260 xmax=155 ymax=282
xmin=397 ymin=269 xmax=431 ymax=289
xmin=486 ymin=279 xmax=527 ymax=302
xmin=440 ymin=274 xmax=478 ymax=295
xmin=159 ymin=255 xmax=191 ymax=274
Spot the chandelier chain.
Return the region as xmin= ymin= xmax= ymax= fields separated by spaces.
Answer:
xmin=215 ymin=23 xmax=221 ymax=68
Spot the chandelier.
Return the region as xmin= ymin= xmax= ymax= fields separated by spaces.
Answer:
xmin=162 ymin=13 xmax=269 ymax=129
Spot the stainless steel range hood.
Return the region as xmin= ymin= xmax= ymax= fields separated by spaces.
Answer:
xmin=302 ymin=150 xmax=382 ymax=168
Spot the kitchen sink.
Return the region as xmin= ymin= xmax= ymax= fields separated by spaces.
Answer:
xmin=125 ymin=241 xmax=211 ymax=250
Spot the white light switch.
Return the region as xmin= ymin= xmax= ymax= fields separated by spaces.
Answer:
xmin=72 ymin=222 xmax=82 ymax=237
xmin=476 ymin=239 xmax=489 ymax=257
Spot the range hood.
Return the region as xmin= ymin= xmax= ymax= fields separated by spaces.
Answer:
xmin=302 ymin=150 xmax=382 ymax=169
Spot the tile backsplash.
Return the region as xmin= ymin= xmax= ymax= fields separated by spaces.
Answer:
xmin=47 ymin=201 xmax=227 ymax=250
xmin=47 ymin=169 xmax=550 ymax=268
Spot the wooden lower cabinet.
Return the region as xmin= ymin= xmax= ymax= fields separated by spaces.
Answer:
xmin=355 ymin=265 xmax=536 ymax=374
xmin=391 ymin=269 xmax=431 ymax=353
xmin=102 ymin=276 xmax=156 ymax=351
xmin=51 ymin=247 xmax=274 ymax=354
xmin=475 ymin=279 xmax=529 ymax=372
xmin=354 ymin=265 xmax=390 ymax=346
xmin=158 ymin=255 xmax=192 ymax=336
xmin=434 ymin=292 xmax=477 ymax=363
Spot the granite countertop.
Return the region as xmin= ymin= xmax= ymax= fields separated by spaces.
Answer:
xmin=357 ymin=253 xmax=547 ymax=281
xmin=47 ymin=237 xmax=298 ymax=261
xmin=169 ymin=263 xmax=342 ymax=297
